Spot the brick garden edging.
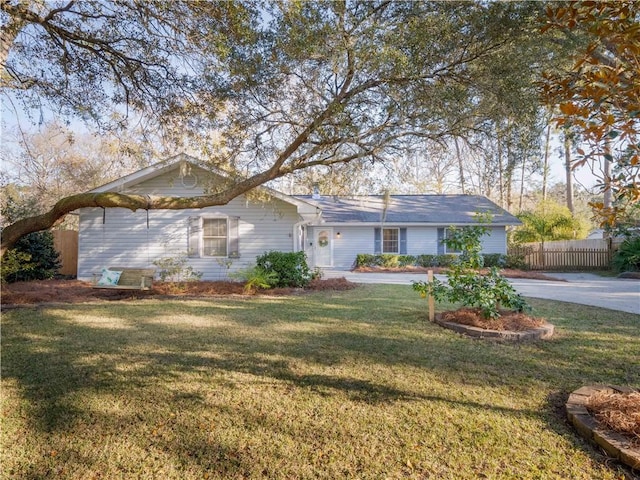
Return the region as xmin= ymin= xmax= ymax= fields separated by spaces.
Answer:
xmin=434 ymin=317 xmax=555 ymax=341
xmin=566 ymin=385 xmax=640 ymax=471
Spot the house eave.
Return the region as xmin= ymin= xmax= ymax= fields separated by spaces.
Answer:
xmin=307 ymin=221 xmax=521 ymax=227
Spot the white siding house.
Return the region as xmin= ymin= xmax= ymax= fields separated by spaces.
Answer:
xmin=77 ymin=156 xmax=521 ymax=279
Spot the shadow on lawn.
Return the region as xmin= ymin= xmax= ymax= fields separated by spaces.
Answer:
xmin=2 ymin=291 xmax=639 ymax=477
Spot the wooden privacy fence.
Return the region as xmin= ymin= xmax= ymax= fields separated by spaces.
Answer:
xmin=509 ymin=240 xmax=613 ymax=271
xmin=52 ymin=230 xmax=78 ymax=276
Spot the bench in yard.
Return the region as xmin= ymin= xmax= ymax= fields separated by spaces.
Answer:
xmin=92 ymin=267 xmax=155 ymax=290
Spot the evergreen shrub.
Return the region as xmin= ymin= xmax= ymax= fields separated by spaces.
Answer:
xmin=256 ymin=251 xmax=312 ymax=288
xmin=2 ymin=231 xmax=60 ymax=283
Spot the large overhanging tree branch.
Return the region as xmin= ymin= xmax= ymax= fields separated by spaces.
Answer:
xmin=2 ymin=0 xmax=547 ymax=256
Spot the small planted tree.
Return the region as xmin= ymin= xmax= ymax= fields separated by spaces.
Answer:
xmin=412 ymin=214 xmax=528 ymax=319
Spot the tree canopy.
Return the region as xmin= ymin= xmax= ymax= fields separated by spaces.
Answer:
xmin=513 ymin=199 xmax=589 ymax=247
xmin=2 ymin=1 xmax=560 ymax=255
xmin=540 ymin=0 xmax=640 ymax=230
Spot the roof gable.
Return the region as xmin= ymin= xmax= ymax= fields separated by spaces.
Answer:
xmin=88 ymin=153 xmax=318 ymax=215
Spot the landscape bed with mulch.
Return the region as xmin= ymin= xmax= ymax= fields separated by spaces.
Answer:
xmin=354 ymin=266 xmax=567 ymax=281
xmin=0 ymin=277 xmax=356 ymax=306
xmin=588 ymin=391 xmax=640 ymax=448
xmin=439 ymin=307 xmax=546 ymax=331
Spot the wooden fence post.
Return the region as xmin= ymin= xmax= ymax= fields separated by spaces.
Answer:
xmin=428 ymin=269 xmax=435 ymax=322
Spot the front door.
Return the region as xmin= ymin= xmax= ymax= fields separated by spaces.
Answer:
xmin=314 ymin=228 xmax=333 ymax=267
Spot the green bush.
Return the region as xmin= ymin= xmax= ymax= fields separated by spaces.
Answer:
xmin=2 ymin=231 xmax=60 ymax=283
xmin=412 ymin=216 xmax=529 ymax=319
xmin=416 ymin=254 xmax=458 ymax=268
xmin=355 ymin=254 xmax=379 ymax=267
xmin=398 ymin=255 xmax=416 ymax=267
xmin=612 ymin=235 xmax=640 ymax=272
xmin=357 ymin=253 xmax=459 ymax=268
xmin=256 ymin=251 xmax=312 ymax=288
xmin=482 ymin=254 xmax=508 ymax=268
xmin=415 ymin=255 xmax=436 ymax=267
xmin=436 ymin=254 xmax=459 ymax=267
xmin=230 ymin=265 xmax=279 ymax=293
xmin=504 ymin=252 xmax=528 ymax=270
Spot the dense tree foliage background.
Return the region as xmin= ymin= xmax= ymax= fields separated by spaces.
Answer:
xmin=2 ymin=0 xmax=637 ymax=256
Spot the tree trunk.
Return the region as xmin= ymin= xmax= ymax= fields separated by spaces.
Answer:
xmin=564 ymin=129 xmax=574 ymax=214
xmin=0 ymin=13 xmax=27 ymax=70
xmin=454 ymin=137 xmax=466 ymax=194
xmin=518 ymin=157 xmax=526 ymax=212
xmin=603 ymin=136 xmax=612 ymax=211
xmin=496 ymin=131 xmax=505 ymax=208
xmin=542 ymin=123 xmax=551 ymax=201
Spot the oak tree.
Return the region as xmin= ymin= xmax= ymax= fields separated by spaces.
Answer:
xmin=2 ymin=1 xmax=549 ymax=255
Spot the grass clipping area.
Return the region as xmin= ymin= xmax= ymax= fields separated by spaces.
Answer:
xmin=588 ymin=391 xmax=640 ymax=446
xmin=2 ymin=285 xmax=639 ymax=479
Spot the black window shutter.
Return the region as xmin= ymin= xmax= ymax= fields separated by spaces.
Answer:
xmin=374 ymin=228 xmax=381 ymax=254
xmin=437 ymin=228 xmax=445 ymax=255
xmin=399 ymin=228 xmax=407 ymax=254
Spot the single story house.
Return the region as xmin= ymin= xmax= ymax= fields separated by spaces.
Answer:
xmin=77 ymin=155 xmax=521 ymax=280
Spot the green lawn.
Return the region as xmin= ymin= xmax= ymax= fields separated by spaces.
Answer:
xmin=2 ymin=285 xmax=638 ymax=479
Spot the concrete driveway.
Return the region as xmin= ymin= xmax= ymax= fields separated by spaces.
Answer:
xmin=322 ymin=270 xmax=640 ymax=315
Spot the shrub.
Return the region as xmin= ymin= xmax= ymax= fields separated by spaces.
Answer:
xmin=504 ymin=252 xmax=528 ymax=270
xmin=482 ymin=254 xmax=508 ymax=268
xmin=355 ymin=254 xmax=379 ymax=267
xmin=612 ymin=235 xmax=640 ymax=272
xmin=231 ymin=266 xmax=279 ymax=293
xmin=379 ymin=254 xmax=399 ymax=268
xmin=434 ymin=254 xmax=458 ymax=267
xmin=398 ymin=255 xmax=416 ymax=267
xmin=256 ymin=251 xmax=312 ymax=288
xmin=1 ymin=250 xmax=34 ymax=283
xmin=153 ymin=253 xmax=203 ymax=282
xmin=412 ymin=215 xmax=529 ymax=319
xmin=415 ymin=254 xmax=436 ymax=267
xmin=2 ymin=231 xmax=60 ymax=283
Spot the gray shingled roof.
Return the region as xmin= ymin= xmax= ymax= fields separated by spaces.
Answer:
xmin=293 ymin=195 xmax=521 ymax=225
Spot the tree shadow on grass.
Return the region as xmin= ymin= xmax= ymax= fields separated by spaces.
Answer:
xmin=2 ymin=293 xmax=639 ymax=478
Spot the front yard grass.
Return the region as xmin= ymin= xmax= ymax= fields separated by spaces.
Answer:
xmin=2 ymin=285 xmax=638 ymax=479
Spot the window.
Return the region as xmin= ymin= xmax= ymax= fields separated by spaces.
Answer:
xmin=189 ymin=216 xmax=240 ymax=258
xmin=382 ymin=228 xmax=399 ymax=254
xmin=374 ymin=227 xmax=407 ymax=254
xmin=203 ymin=218 xmax=227 ymax=256
xmin=444 ymin=227 xmax=463 ymax=254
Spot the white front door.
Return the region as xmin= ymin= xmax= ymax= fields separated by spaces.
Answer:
xmin=314 ymin=228 xmax=333 ymax=267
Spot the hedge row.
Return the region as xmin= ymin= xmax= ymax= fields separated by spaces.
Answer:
xmin=354 ymin=253 xmax=527 ymax=270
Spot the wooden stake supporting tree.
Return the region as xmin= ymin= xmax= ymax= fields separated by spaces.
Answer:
xmin=428 ymin=270 xmax=435 ymax=322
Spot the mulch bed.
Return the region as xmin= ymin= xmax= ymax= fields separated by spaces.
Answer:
xmin=354 ymin=266 xmax=567 ymax=281
xmin=440 ymin=307 xmax=546 ymax=331
xmin=1 ymin=277 xmax=356 ymax=306
xmin=588 ymin=391 xmax=640 ymax=447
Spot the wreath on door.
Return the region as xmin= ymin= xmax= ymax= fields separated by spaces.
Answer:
xmin=318 ymin=234 xmax=329 ymax=247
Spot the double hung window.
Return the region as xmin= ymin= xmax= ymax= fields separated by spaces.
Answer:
xmin=188 ymin=216 xmax=240 ymax=258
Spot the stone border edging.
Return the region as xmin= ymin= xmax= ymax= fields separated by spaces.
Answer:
xmin=566 ymin=385 xmax=640 ymax=471
xmin=434 ymin=317 xmax=554 ymax=341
